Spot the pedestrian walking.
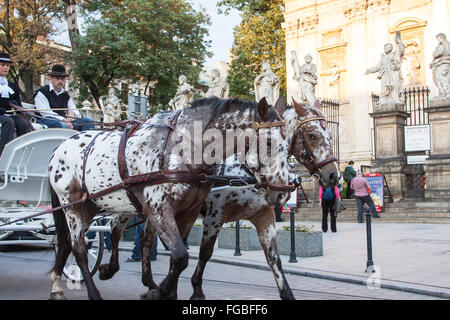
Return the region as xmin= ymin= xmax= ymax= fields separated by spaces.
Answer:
xmin=319 ymin=184 xmax=341 ymax=232
xmin=350 ymin=171 xmax=380 ymax=222
xmin=343 ymin=160 xmax=357 ymax=198
xmin=126 ymin=219 xmax=158 ymax=262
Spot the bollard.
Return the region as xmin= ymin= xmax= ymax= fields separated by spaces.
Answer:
xmin=364 ymin=205 xmax=375 ymax=272
xmin=234 ymin=219 xmax=242 ymax=256
xmin=289 ymin=208 xmax=297 ymax=263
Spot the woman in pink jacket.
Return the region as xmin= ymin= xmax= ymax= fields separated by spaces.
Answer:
xmin=319 ymin=185 xmax=341 ymax=232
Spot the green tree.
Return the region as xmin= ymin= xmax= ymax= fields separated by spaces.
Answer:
xmin=0 ymin=0 xmax=65 ymax=102
xmin=218 ymin=0 xmax=286 ymax=100
xmin=66 ymin=0 xmax=211 ymax=109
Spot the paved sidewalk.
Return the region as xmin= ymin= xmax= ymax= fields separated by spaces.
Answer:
xmin=118 ymin=220 xmax=450 ymax=299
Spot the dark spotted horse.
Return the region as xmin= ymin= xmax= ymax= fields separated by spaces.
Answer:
xmin=101 ymin=97 xmax=339 ymax=300
xmin=48 ymin=97 xmax=294 ymax=300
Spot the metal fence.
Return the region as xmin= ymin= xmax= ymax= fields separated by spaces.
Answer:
xmin=402 ymin=86 xmax=430 ymax=126
xmin=371 ymin=86 xmax=430 ymax=126
xmin=321 ymin=98 xmax=340 ymax=164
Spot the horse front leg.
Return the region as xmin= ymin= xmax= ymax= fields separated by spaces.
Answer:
xmin=249 ymin=207 xmax=295 ymax=300
xmin=141 ymin=219 xmax=159 ymax=289
xmin=140 ymin=205 xmax=189 ymax=300
xmin=190 ymin=212 xmax=222 ymax=300
xmin=99 ymin=214 xmax=130 ymax=280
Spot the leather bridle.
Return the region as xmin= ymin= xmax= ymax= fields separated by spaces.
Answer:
xmin=289 ymin=115 xmax=337 ymax=175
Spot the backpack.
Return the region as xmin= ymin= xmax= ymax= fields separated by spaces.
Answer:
xmin=323 ymin=187 xmax=335 ymax=201
xmin=343 ymin=171 xmax=350 ymax=183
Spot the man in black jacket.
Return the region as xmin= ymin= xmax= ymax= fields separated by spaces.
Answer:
xmin=0 ymin=52 xmax=31 ymax=156
xmin=34 ymin=64 xmax=94 ymax=131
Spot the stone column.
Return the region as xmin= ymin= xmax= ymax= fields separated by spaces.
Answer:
xmin=424 ymin=99 xmax=450 ymax=200
xmin=369 ymin=103 xmax=409 ymax=199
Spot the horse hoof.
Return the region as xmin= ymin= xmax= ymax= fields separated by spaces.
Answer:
xmin=140 ymin=289 xmax=161 ymax=300
xmin=99 ymin=264 xmax=118 ymax=280
xmin=140 ymin=289 xmax=177 ymax=300
xmin=189 ymin=294 xmax=206 ymax=300
xmin=49 ymin=291 xmax=67 ymax=300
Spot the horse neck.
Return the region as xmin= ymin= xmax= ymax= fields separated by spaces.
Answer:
xmin=282 ymin=108 xmax=299 ymax=145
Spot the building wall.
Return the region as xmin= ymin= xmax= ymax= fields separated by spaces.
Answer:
xmin=283 ymin=0 xmax=449 ymax=170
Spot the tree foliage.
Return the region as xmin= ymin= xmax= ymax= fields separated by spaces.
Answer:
xmin=67 ymin=0 xmax=211 ymax=108
xmin=0 ymin=0 xmax=66 ymax=102
xmin=218 ymin=0 xmax=286 ymax=101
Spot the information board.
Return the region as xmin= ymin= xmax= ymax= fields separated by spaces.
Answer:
xmin=364 ymin=173 xmax=384 ymax=213
xmin=404 ymin=125 xmax=430 ymax=152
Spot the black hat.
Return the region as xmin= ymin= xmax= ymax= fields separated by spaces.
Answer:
xmin=0 ymin=52 xmax=13 ymax=64
xmin=48 ymin=64 xmax=69 ymax=77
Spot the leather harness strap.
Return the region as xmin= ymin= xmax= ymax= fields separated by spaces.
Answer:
xmin=118 ymin=124 xmax=145 ymax=219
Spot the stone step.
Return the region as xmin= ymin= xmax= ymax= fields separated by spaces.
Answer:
xmin=292 ymin=199 xmax=450 ymax=223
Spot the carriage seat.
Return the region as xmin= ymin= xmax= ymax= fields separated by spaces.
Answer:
xmin=0 ymin=103 xmax=47 ymax=139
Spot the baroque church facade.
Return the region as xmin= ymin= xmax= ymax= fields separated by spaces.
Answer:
xmin=283 ymin=0 xmax=449 ymax=170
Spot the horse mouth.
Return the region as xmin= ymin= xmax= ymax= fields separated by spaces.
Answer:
xmin=318 ymin=167 xmax=339 ymax=188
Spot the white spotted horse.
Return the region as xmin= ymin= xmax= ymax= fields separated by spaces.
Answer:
xmin=104 ymin=97 xmax=339 ymax=300
xmin=48 ymin=97 xmax=294 ymax=300
xmin=186 ymin=98 xmax=340 ymax=300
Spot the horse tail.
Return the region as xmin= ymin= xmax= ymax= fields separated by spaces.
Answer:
xmin=50 ymin=182 xmax=72 ymax=274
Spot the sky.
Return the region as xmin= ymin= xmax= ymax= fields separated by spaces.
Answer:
xmin=52 ymin=1 xmax=242 ymax=68
xmin=189 ymin=0 xmax=242 ymax=66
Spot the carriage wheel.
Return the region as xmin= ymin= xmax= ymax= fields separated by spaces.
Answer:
xmin=54 ymin=222 xmax=105 ymax=282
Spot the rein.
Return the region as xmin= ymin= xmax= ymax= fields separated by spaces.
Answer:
xmin=0 ymin=106 xmax=296 ymax=228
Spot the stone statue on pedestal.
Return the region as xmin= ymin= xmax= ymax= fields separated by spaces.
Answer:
xmin=291 ymin=51 xmax=318 ymax=105
xmin=169 ymin=75 xmax=195 ymax=110
xmin=204 ymin=69 xmax=229 ymax=99
xmin=430 ymin=33 xmax=450 ymax=100
xmin=99 ymin=87 xmax=122 ymax=123
xmin=254 ymin=62 xmax=280 ymax=105
xmin=365 ymin=31 xmax=405 ymax=105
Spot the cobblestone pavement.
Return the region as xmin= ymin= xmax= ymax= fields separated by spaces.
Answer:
xmin=0 ymin=247 xmax=441 ymax=300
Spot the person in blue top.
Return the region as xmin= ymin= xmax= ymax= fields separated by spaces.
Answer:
xmin=319 ymin=185 xmax=341 ymax=233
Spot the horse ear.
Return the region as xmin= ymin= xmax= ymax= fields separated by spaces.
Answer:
xmin=274 ymin=96 xmax=287 ymax=116
xmin=292 ymin=97 xmax=307 ymax=118
xmin=257 ymin=97 xmax=270 ymax=121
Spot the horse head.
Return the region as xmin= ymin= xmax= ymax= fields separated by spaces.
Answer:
xmin=245 ymin=97 xmax=292 ymax=207
xmin=274 ymin=97 xmax=339 ymax=188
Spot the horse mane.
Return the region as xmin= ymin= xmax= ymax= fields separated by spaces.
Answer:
xmin=189 ymin=97 xmax=262 ymax=128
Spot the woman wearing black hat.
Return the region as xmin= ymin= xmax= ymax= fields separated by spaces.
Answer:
xmin=0 ymin=52 xmax=32 ymax=156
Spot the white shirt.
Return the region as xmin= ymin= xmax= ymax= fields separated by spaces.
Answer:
xmin=0 ymin=76 xmax=14 ymax=98
xmin=34 ymin=83 xmax=80 ymax=120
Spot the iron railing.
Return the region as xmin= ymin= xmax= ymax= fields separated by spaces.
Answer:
xmin=320 ymin=98 xmax=340 ymax=165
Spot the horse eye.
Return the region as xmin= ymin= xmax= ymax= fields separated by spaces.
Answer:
xmin=308 ymin=133 xmax=316 ymax=140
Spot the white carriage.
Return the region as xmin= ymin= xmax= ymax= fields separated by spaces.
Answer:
xmin=0 ymin=125 xmax=110 ymax=280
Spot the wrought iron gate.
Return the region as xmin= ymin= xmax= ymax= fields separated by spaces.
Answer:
xmin=321 ymin=99 xmax=340 ymax=164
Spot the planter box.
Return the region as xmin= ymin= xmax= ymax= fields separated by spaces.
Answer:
xmin=187 ymin=225 xmax=203 ymax=246
xmin=276 ymin=230 xmax=323 ymax=257
xmin=218 ymin=227 xmax=261 ymax=251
